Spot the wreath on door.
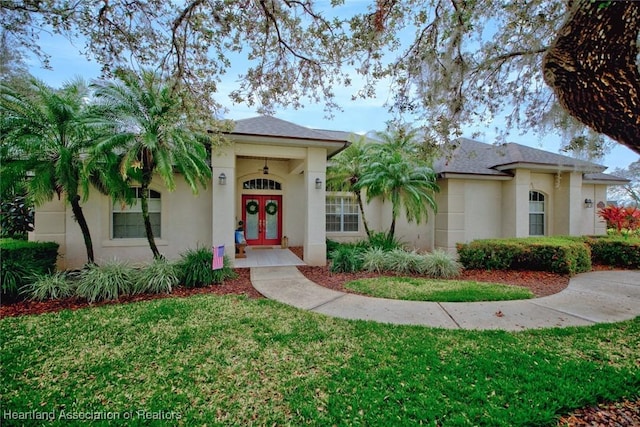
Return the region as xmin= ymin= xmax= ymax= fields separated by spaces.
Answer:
xmin=265 ymin=201 xmax=278 ymax=216
xmin=246 ymin=200 xmax=259 ymax=215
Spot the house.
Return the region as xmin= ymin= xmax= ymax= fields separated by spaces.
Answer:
xmin=31 ymin=116 xmax=629 ymax=269
xmin=328 ymin=137 xmax=629 ymax=253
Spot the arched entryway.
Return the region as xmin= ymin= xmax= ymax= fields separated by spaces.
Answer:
xmin=241 ymin=178 xmax=283 ymax=246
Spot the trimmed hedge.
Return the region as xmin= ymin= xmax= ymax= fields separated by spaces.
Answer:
xmin=456 ymin=238 xmax=591 ymax=276
xmin=585 ymin=237 xmax=640 ymax=269
xmin=0 ymin=239 xmax=59 ymax=295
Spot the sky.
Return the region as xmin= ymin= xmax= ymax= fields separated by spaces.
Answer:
xmin=26 ymin=25 xmax=639 ymax=174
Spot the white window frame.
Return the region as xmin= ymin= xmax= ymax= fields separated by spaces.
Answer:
xmin=326 ymin=194 xmax=360 ymax=233
xmin=529 ymin=190 xmax=545 ymax=236
xmin=112 ymin=187 xmax=161 ymax=239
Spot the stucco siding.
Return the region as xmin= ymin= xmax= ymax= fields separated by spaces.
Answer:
xmin=464 ymin=181 xmax=502 ymax=241
xmin=33 ymin=176 xmax=213 ymax=269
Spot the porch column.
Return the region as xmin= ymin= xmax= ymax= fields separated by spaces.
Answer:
xmin=304 ymin=147 xmax=327 ymax=266
xmin=211 ymin=146 xmax=236 ymax=263
xmin=554 ymin=172 xmax=583 ymax=235
xmin=502 ymin=169 xmax=530 ymax=237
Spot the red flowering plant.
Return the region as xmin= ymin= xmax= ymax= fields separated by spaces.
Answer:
xmin=598 ymin=206 xmax=640 ymax=236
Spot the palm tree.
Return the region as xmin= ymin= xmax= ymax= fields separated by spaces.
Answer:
xmin=358 ymin=129 xmax=440 ymax=240
xmin=326 ymin=136 xmax=373 ymax=237
xmin=90 ymin=69 xmax=212 ymax=259
xmin=0 ymin=78 xmax=112 ymax=264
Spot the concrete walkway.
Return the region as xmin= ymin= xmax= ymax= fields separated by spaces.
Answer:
xmin=250 ymin=267 xmax=640 ymax=330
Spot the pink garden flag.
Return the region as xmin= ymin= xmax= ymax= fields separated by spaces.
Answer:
xmin=212 ymin=245 xmax=225 ymax=270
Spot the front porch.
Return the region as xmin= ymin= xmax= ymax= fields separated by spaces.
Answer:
xmin=233 ymin=246 xmax=306 ymax=268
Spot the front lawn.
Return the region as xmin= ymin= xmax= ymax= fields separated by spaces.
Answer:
xmin=1 ymin=295 xmax=638 ymax=426
xmin=345 ymin=277 xmax=534 ymax=301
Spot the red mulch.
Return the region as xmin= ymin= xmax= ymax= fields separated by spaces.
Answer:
xmin=0 ymin=263 xmax=577 ymax=318
xmin=0 ymin=269 xmax=259 ymax=318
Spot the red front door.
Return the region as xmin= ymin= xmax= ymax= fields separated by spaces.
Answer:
xmin=242 ymin=195 xmax=282 ymax=246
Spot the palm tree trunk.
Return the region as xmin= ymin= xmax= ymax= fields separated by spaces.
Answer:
xmin=388 ymin=217 xmax=396 ymax=240
xmin=354 ymin=190 xmax=372 ymax=238
xmin=140 ymin=178 xmax=161 ymax=259
xmin=69 ymin=194 xmax=95 ymax=264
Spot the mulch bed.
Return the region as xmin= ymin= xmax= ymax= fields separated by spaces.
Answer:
xmin=1 ymin=259 xmax=636 ymax=426
xmin=0 ymin=264 xmax=571 ymax=318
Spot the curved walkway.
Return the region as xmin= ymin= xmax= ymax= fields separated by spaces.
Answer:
xmin=250 ymin=267 xmax=640 ymax=330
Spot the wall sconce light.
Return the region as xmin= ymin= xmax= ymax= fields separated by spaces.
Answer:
xmin=584 ymin=198 xmax=593 ymax=208
xmin=218 ymin=173 xmax=227 ymax=185
xmin=315 ymin=177 xmax=323 ymax=190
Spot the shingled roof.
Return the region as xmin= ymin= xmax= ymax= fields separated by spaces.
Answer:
xmin=231 ymin=116 xmax=347 ymax=143
xmin=434 ymin=138 xmax=609 ymax=177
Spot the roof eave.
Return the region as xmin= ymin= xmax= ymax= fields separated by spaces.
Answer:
xmin=583 ymin=178 xmax=630 ymax=185
xmin=493 ymin=162 xmax=606 ymax=173
xmin=438 ymin=172 xmax=513 ymax=181
xmin=227 ymin=133 xmax=349 ymax=157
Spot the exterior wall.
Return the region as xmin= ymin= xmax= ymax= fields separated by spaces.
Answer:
xmin=304 ymin=147 xmax=328 ymax=265
xmin=212 ymin=145 xmax=236 ymax=259
xmin=553 ymin=172 xmax=583 ymax=235
xmin=31 ymin=196 xmax=67 ymax=267
xmin=33 ymin=176 xmax=213 ymax=270
xmin=501 ymin=169 xmax=530 ymax=238
xmin=434 ymin=179 xmax=465 ymax=253
xmin=581 ymin=184 xmax=608 ymax=235
xmin=464 ymin=180 xmax=502 ymax=241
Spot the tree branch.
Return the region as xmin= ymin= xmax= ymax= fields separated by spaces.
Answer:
xmin=543 ymin=0 xmax=640 ymax=154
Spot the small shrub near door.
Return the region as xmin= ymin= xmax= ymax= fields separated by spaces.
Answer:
xmin=177 ymin=247 xmax=237 ymax=288
xmin=329 ymin=245 xmax=366 ymax=273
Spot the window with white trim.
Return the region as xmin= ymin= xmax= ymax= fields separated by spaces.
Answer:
xmin=529 ymin=191 xmax=545 ymax=236
xmin=113 ymin=188 xmax=161 ymax=238
xmin=326 ymin=195 xmax=359 ymax=232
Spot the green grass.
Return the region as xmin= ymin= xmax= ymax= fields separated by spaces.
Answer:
xmin=1 ymin=297 xmax=638 ymax=426
xmin=345 ymin=277 xmax=534 ymax=302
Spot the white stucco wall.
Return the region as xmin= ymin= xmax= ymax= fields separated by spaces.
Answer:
xmin=33 ymin=175 xmax=213 ymax=270
xmin=581 ymin=184 xmax=608 ymax=235
xmin=464 ymin=180 xmax=502 ymax=241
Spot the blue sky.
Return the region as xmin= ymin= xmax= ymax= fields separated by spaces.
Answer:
xmin=27 ymin=29 xmax=638 ymax=173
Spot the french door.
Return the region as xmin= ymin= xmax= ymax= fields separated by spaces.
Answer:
xmin=242 ymin=195 xmax=282 ymax=246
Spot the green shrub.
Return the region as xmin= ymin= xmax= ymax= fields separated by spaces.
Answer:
xmin=421 ymin=250 xmax=462 ymax=279
xmin=329 ymin=245 xmax=365 ymax=273
xmin=136 ymin=258 xmax=180 ymax=294
xmin=361 ymin=247 xmax=388 ymax=273
xmin=586 ymin=237 xmax=640 ymax=268
xmin=0 ymin=239 xmax=59 ymax=296
xmin=326 ymin=239 xmax=342 ymax=256
xmin=76 ymin=260 xmax=136 ymax=302
xmin=457 ymin=238 xmax=591 ymax=275
xmin=385 ymin=249 xmax=422 ymax=274
xmin=177 ymin=247 xmax=237 ymax=288
xmin=367 ymin=232 xmax=403 ymax=251
xmin=22 ymin=272 xmax=75 ymax=301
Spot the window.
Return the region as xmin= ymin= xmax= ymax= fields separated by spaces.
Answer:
xmin=113 ymin=188 xmax=161 ymax=238
xmin=529 ymin=191 xmax=545 ymax=236
xmin=242 ymin=179 xmax=281 ymax=190
xmin=326 ymin=195 xmax=359 ymax=232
